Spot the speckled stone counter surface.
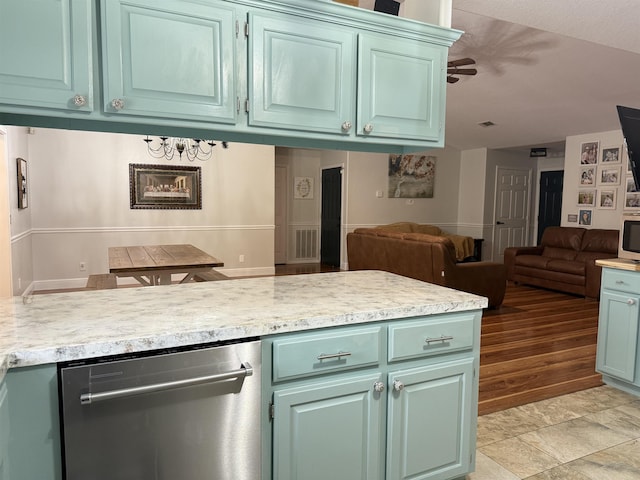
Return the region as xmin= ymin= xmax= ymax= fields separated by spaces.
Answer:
xmin=0 ymin=271 xmax=486 ymax=376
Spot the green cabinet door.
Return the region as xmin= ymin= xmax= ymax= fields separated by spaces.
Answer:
xmin=596 ymin=290 xmax=640 ymax=382
xmin=102 ymin=0 xmax=237 ymax=123
xmin=272 ymin=373 xmax=385 ymax=480
xmin=0 ymin=378 xmax=8 ymax=480
xmin=357 ymin=33 xmax=445 ymax=142
xmin=249 ymin=11 xmax=356 ymax=135
xmin=0 ymin=0 xmax=94 ymax=112
xmin=387 ymin=358 xmax=474 ymax=480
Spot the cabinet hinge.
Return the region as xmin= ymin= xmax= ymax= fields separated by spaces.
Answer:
xmin=269 ymin=401 xmax=275 ymax=420
xmin=244 ymin=21 xmax=249 ymax=38
xmin=235 ymin=20 xmax=239 ymax=38
xmin=245 ymin=99 xmax=250 ymax=113
xmin=237 ymin=96 xmax=241 ymax=114
xmin=473 ymin=367 xmax=476 ymax=378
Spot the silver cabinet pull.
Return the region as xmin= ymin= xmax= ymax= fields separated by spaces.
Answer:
xmin=80 ymin=362 xmax=253 ymax=405
xmin=363 ymin=123 xmax=374 ymax=134
xmin=73 ymin=94 xmax=87 ymax=107
xmin=616 ymin=280 xmax=626 ymax=285
xmin=628 ymin=299 xmax=636 ymax=305
xmin=317 ymin=351 xmax=352 ymax=361
xmin=341 ymin=121 xmax=352 ymax=132
xmin=373 ymin=381 xmax=385 ymax=393
xmin=111 ymin=98 xmax=125 ymax=110
xmin=393 ymin=380 xmax=404 ymax=392
xmin=425 ymin=335 xmax=454 ymax=344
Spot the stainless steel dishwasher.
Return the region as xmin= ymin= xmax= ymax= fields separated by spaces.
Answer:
xmin=59 ymin=339 xmax=261 ymax=480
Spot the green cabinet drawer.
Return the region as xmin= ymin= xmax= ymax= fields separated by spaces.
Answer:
xmin=272 ymin=326 xmax=382 ymax=382
xmin=602 ymin=268 xmax=640 ymax=295
xmin=388 ymin=314 xmax=475 ymax=362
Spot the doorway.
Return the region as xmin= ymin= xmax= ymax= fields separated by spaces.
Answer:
xmin=492 ymin=167 xmax=531 ymax=262
xmin=274 ymin=165 xmax=287 ymax=264
xmin=537 ymin=170 xmax=564 ymax=244
xmin=320 ymin=167 xmax=342 ymax=268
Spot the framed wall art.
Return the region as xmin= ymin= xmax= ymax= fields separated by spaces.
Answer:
xmin=579 ymin=166 xmax=596 ymax=186
xmin=579 ymin=209 xmax=592 ymax=226
xmin=598 ymin=165 xmax=621 ymax=185
xmin=388 ymin=154 xmax=436 ymax=198
xmin=597 ymin=189 xmax=616 ymax=209
xmin=601 ymin=146 xmax=621 ymax=164
xmin=129 ymin=164 xmax=201 ymax=209
xmin=17 ymin=157 xmax=28 ymax=209
xmin=577 ymin=189 xmax=596 ymax=207
xmin=294 ymin=177 xmax=314 ymax=199
xmin=579 ymin=141 xmax=599 ymax=164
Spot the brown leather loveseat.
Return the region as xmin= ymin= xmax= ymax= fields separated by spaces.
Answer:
xmin=347 ymin=228 xmax=507 ymax=308
xmin=504 ymin=226 xmax=619 ymax=298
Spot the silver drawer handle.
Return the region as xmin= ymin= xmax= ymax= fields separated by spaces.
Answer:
xmin=317 ymin=351 xmax=352 ymax=361
xmin=425 ymin=335 xmax=454 ymax=344
xmin=80 ymin=362 xmax=253 ymax=405
xmin=616 ymin=280 xmax=626 ymax=285
xmin=628 ymin=299 xmax=636 ymax=305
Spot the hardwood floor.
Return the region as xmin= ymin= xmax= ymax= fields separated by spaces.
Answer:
xmin=478 ymin=283 xmax=602 ymax=415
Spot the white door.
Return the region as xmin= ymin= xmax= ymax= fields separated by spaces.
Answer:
xmin=493 ymin=167 xmax=531 ymax=263
xmin=274 ymin=165 xmax=288 ymax=264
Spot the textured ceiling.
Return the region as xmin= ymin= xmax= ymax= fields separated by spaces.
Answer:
xmin=444 ymin=0 xmax=640 ymax=152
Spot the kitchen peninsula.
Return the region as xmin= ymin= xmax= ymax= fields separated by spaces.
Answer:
xmin=0 ymin=271 xmax=485 ymax=480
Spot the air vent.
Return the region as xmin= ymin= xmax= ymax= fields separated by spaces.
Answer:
xmin=478 ymin=121 xmax=495 ymax=127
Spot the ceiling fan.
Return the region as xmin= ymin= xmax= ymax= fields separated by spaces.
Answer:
xmin=447 ymin=58 xmax=477 ymax=83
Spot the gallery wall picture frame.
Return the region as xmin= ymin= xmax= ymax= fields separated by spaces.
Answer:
xmin=577 ymin=189 xmax=596 ymax=207
xmin=579 ymin=209 xmax=592 ymax=226
xmin=601 ymin=146 xmax=621 ymax=164
xmin=580 ymin=141 xmax=599 ymax=165
xmin=579 ymin=166 xmax=596 ymax=186
xmin=17 ymin=157 xmax=28 ymax=209
xmin=129 ymin=163 xmax=201 ymax=209
xmin=597 ymin=189 xmax=617 ymax=209
xmin=625 ymin=192 xmax=640 ymax=210
xmin=294 ymin=177 xmax=314 ymax=199
xmin=598 ymin=165 xmax=621 ymax=185
xmin=626 ymin=176 xmax=638 ymax=193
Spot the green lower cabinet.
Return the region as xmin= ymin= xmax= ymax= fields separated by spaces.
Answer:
xmin=0 ymin=379 xmax=9 ymax=480
xmin=596 ymin=290 xmax=640 ymax=382
xmin=272 ymin=372 xmax=385 ymax=480
xmin=5 ymin=365 xmax=62 ymax=480
xmin=387 ymin=358 xmax=475 ymax=480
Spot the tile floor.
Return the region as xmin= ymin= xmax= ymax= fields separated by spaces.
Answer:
xmin=468 ymin=385 xmax=640 ymax=480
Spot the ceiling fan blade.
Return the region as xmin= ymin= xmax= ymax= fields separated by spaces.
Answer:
xmin=447 ymin=68 xmax=478 ymax=76
xmin=446 ymin=76 xmax=459 ymax=84
xmin=447 ymin=57 xmax=476 ymax=67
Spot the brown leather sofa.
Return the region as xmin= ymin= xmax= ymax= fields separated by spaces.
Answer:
xmin=504 ymin=226 xmax=619 ymax=298
xmin=347 ymin=228 xmax=507 ymax=308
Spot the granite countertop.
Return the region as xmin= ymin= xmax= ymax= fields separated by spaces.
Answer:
xmin=0 ymin=271 xmax=487 ymax=379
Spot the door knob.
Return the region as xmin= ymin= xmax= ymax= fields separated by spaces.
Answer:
xmin=393 ymin=380 xmax=404 ymax=392
xmin=111 ymin=98 xmax=125 ymax=111
xmin=73 ymin=95 xmax=87 ymax=107
xmin=496 ymin=221 xmax=505 ymax=225
xmin=341 ymin=121 xmax=352 ymax=132
xmin=373 ymin=381 xmax=385 ymax=393
xmin=363 ymin=123 xmax=374 ymax=134
xmin=628 ymin=299 xmax=636 ymax=305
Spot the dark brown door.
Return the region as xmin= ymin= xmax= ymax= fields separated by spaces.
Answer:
xmin=537 ymin=170 xmax=564 ymax=244
xmin=321 ymin=167 xmax=342 ymax=267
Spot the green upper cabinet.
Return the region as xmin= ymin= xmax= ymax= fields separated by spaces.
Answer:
xmin=248 ymin=11 xmax=356 ymax=135
xmin=358 ymin=33 xmax=445 ymax=142
xmin=101 ymin=0 xmax=238 ymax=123
xmin=0 ymin=0 xmax=94 ymax=112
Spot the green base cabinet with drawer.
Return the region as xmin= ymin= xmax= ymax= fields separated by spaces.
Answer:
xmin=596 ymin=267 xmax=640 ymax=393
xmin=263 ymin=311 xmax=481 ymax=480
xmin=0 ymin=377 xmax=8 ymax=480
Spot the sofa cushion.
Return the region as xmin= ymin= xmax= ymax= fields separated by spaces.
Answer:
xmin=542 ymin=246 xmax=578 ymax=261
xmin=514 ymin=254 xmax=553 ymax=269
xmin=546 ymin=259 xmax=585 ymax=276
xmin=404 ymin=233 xmax=457 ymax=259
xmin=540 ymin=226 xmax=585 ymax=250
xmin=581 ymin=229 xmax=619 ymax=254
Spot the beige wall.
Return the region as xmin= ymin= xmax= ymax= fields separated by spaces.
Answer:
xmin=562 ymin=129 xmax=625 ymax=230
xmin=17 ymin=128 xmax=275 ymax=291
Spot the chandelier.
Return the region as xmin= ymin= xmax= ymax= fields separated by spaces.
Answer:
xmin=143 ymin=136 xmax=228 ymax=161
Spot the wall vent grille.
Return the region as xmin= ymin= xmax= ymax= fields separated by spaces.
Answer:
xmin=295 ymin=229 xmax=318 ymax=259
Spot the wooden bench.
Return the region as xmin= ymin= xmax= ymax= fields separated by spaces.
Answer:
xmin=193 ymin=270 xmax=229 ymax=282
xmin=86 ymin=273 xmax=118 ymax=289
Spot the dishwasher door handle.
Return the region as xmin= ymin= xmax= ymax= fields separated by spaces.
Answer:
xmin=80 ymin=362 xmax=253 ymax=405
